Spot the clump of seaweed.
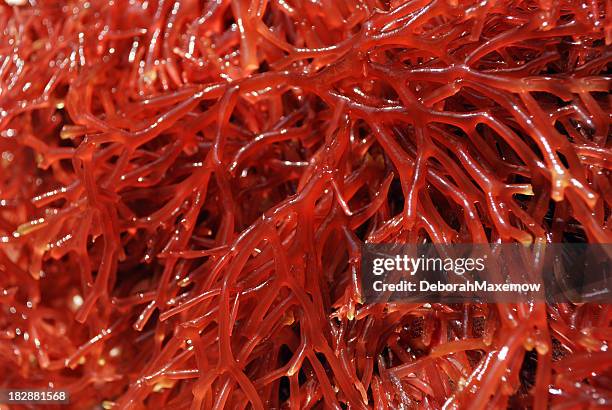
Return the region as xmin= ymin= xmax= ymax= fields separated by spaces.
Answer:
xmin=0 ymin=0 xmax=610 ymax=408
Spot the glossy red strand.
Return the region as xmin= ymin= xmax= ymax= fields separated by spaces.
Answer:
xmin=0 ymin=0 xmax=611 ymax=409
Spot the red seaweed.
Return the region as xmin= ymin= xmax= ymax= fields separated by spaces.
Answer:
xmin=0 ymin=0 xmax=611 ymax=409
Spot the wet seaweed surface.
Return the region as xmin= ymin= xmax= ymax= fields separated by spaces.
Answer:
xmin=0 ymin=0 xmax=611 ymax=409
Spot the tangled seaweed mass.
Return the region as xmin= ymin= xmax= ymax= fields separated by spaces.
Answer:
xmin=0 ymin=0 xmax=611 ymax=408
